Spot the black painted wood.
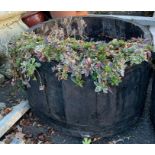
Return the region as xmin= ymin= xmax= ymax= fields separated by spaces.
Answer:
xmin=151 ymin=72 xmax=155 ymax=127
xmin=62 ymin=78 xmax=97 ymax=127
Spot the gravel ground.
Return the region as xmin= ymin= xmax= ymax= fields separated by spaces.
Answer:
xmin=0 ymin=79 xmax=155 ymax=144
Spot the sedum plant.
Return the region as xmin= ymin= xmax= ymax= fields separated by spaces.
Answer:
xmin=9 ymin=32 xmax=153 ymax=93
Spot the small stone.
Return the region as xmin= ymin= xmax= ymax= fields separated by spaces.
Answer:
xmin=0 ymin=102 xmax=6 ymax=111
xmin=0 ymin=74 xmax=5 ymax=84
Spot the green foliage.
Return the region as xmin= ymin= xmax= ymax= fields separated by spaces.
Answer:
xmin=20 ymin=58 xmax=41 ymax=77
xmin=9 ymin=32 xmax=153 ymax=93
xmin=71 ymin=74 xmax=84 ymax=87
xmin=82 ymin=137 xmax=92 ymax=144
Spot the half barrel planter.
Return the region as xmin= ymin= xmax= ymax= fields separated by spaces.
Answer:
xmin=150 ymin=69 xmax=155 ymax=127
xmin=27 ymin=16 xmax=152 ymax=137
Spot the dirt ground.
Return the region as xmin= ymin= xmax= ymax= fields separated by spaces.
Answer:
xmin=0 ymin=79 xmax=155 ymax=144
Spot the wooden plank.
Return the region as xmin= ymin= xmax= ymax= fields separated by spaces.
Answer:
xmin=0 ymin=100 xmax=30 ymax=139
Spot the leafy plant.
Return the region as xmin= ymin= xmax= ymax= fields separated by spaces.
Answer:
xmin=9 ymin=32 xmax=153 ymax=93
xmin=82 ymin=137 xmax=92 ymax=144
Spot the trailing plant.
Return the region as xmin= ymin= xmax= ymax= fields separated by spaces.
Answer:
xmin=9 ymin=32 xmax=153 ymax=93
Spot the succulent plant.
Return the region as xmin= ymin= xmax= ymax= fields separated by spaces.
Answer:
xmin=9 ymin=32 xmax=153 ymax=93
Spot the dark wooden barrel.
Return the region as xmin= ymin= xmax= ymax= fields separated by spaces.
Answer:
xmin=27 ymin=16 xmax=152 ymax=137
xmin=151 ymin=71 xmax=155 ymax=127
